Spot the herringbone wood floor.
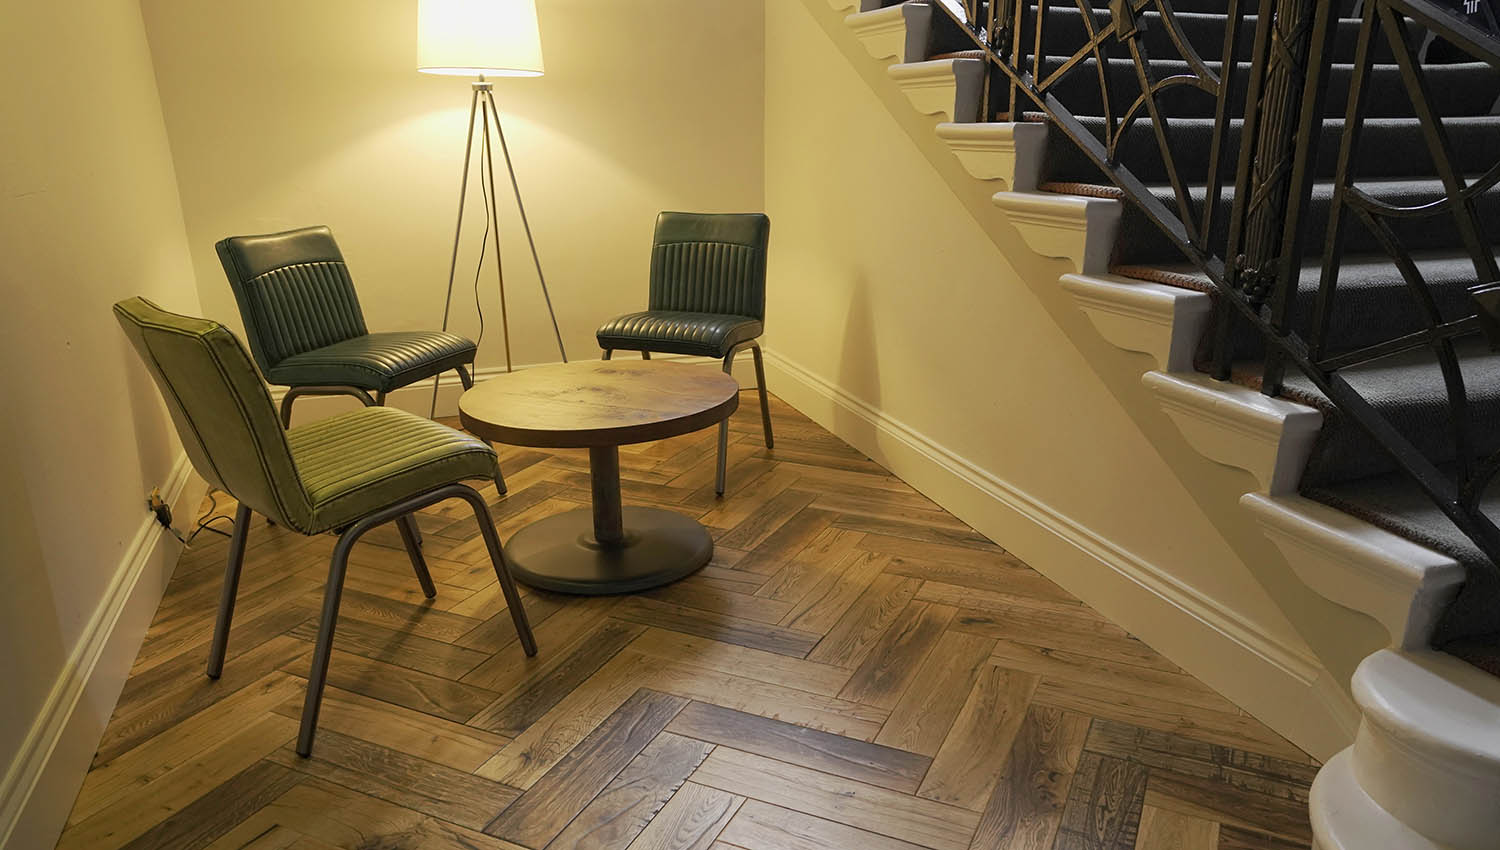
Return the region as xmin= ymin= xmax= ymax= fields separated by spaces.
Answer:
xmin=56 ymin=391 xmax=1317 ymax=850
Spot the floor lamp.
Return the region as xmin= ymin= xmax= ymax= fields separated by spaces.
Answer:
xmin=418 ymin=0 xmax=567 ymax=392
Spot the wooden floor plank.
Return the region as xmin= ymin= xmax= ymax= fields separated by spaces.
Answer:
xmin=917 ymin=667 xmax=1040 ymax=811
xmin=874 ymin=630 xmax=995 ymax=756
xmin=545 ymin=732 xmax=714 ymax=849
xmin=716 ymin=800 xmax=929 ymax=850
xmin=484 ymin=689 xmax=688 ymax=848
xmin=625 ymin=782 xmax=742 ymax=850
xmin=969 ymin=706 xmax=1091 ymax=850
xmin=691 ymin=748 xmax=978 ymax=850
xmin=665 ymin=701 xmax=929 ymax=793
xmin=612 ymin=596 xmax=820 ymax=658
xmin=266 ymin=730 xmax=521 ymax=830
xmin=1134 ymin=805 xmax=1220 ymax=850
xmin=804 ymin=574 xmax=922 ymax=669
xmin=625 ymin=628 xmax=852 ymax=697
xmin=838 ymin=601 xmax=956 ymax=708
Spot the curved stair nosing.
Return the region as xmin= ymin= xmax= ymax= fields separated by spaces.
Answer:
xmin=1312 ymin=649 xmax=1500 ymax=850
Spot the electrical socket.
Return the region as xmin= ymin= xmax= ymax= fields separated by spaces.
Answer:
xmin=147 ymin=487 xmax=173 ymax=529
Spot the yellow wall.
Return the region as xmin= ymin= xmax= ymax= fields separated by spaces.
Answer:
xmin=139 ymin=0 xmax=766 ymax=384
xmin=763 ymin=1 xmax=1366 ymax=755
xmin=0 ymin=0 xmax=202 ymax=841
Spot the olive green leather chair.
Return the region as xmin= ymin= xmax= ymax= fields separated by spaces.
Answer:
xmin=113 ymin=296 xmax=535 ymax=757
xmin=215 ymin=225 xmax=480 ymax=417
xmin=595 ymin=212 xmax=774 ymax=496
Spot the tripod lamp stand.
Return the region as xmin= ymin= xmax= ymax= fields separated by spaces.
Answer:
xmin=418 ymin=0 xmax=567 ymax=381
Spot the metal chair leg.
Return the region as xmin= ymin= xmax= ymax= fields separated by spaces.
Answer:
xmin=206 ymin=503 xmax=253 ymax=679
xmin=457 ymin=366 xmax=507 ymax=495
xmin=396 ymin=515 xmax=436 ymax=598
xmin=296 ymin=525 xmax=361 ymax=757
xmin=715 ymin=349 xmax=740 ymax=498
xmin=601 ymin=349 xmax=613 ymax=361
xmin=456 ymin=488 xmax=537 ymax=656
xmin=751 ymin=342 xmax=774 ymax=450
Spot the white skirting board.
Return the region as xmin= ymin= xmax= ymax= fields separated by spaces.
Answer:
xmin=0 ymin=454 xmax=208 ymax=850
xmin=760 ymin=348 xmax=1359 ymax=760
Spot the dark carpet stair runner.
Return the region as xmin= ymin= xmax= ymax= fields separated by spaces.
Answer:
xmin=906 ymin=0 xmax=1500 ymax=664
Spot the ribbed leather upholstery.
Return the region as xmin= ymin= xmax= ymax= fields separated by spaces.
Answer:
xmin=596 ymin=312 xmax=763 ymax=358
xmin=113 ymin=297 xmax=497 ymax=535
xmin=215 ymin=227 xmax=368 ymax=373
xmin=648 ymin=212 xmax=769 ymax=319
xmin=598 ymin=212 xmax=770 ymax=357
xmin=216 ymin=225 xmax=477 ymax=391
xmin=267 ymin=331 xmax=477 ymax=393
xmin=287 ymin=406 xmax=497 ymax=532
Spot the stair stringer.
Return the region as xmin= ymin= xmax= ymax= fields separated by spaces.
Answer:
xmin=803 ymin=4 xmax=1499 ymax=846
xmin=798 ymin=0 xmax=1379 ymax=761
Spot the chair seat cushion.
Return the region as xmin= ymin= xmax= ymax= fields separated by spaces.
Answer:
xmin=287 ymin=406 xmax=497 ymax=533
xmin=595 ymin=311 xmax=763 ymax=358
xmin=266 ymin=331 xmax=477 ymax=393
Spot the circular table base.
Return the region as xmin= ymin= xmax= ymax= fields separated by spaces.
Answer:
xmin=504 ymin=506 xmax=713 ymax=595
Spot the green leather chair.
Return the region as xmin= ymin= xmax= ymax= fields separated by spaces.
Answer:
xmin=113 ymin=296 xmax=535 ymax=757
xmin=213 ymin=226 xmax=503 ymax=476
xmin=595 ymin=212 xmax=774 ymax=496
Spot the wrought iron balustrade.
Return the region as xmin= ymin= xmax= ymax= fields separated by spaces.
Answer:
xmin=923 ymin=0 xmax=1500 ymax=599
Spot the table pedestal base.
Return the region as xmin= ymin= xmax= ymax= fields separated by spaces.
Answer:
xmin=504 ymin=506 xmax=712 ymax=594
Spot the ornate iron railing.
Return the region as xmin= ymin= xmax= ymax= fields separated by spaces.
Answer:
xmin=929 ymin=0 xmax=1500 ymax=575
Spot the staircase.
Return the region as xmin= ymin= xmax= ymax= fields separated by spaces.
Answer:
xmin=816 ymin=0 xmax=1500 ymax=847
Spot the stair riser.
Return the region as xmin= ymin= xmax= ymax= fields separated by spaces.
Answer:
xmin=1040 ymin=116 xmax=1500 ymax=187
xmin=1034 ymin=58 xmax=1498 ymax=122
xmin=1111 ymin=181 xmax=1500 ymax=268
xmin=1026 ymin=9 xmax=1390 ymax=69
xmin=1350 ymin=720 xmax=1500 ymax=849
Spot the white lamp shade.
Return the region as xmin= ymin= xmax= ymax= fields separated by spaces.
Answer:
xmin=418 ymin=0 xmax=544 ymax=77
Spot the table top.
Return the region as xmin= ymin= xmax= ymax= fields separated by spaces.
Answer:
xmin=458 ymin=361 xmax=740 ymax=448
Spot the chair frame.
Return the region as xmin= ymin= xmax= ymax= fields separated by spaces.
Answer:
xmin=206 ymin=481 xmax=535 ymax=757
xmin=601 ymin=340 xmax=773 ymax=496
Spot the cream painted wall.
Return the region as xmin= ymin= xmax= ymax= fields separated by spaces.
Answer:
xmin=0 ymin=0 xmax=202 ymax=839
xmin=139 ymin=0 xmax=765 ymax=390
xmin=762 ymin=1 xmax=1366 ymax=748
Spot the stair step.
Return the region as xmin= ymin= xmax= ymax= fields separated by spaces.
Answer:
xmin=1304 ymin=467 xmax=1500 ymax=644
xmin=887 ymin=57 xmax=985 ymax=122
xmin=1310 ymin=749 xmax=1448 ymax=850
xmin=1115 ymin=250 xmax=1489 ymax=359
xmin=1039 ymin=115 xmax=1500 ymax=187
xmin=1345 ymin=649 xmax=1500 ymax=849
xmin=1035 ymin=56 xmax=1499 ymax=121
xmin=1108 ymin=176 xmax=1500 ymax=266
xmin=1028 ymin=7 xmax=1390 ymax=67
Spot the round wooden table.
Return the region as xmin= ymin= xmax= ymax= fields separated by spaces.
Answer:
xmin=458 ymin=361 xmax=740 ymax=594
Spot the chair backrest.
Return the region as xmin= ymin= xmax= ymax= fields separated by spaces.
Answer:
xmin=214 ymin=225 xmax=369 ymax=374
xmin=648 ymin=212 xmax=770 ymax=320
xmin=113 ymin=297 xmax=315 ymax=531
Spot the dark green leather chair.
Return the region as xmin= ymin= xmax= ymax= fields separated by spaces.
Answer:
xmin=595 ymin=212 xmax=774 ymax=496
xmin=113 ymin=296 xmax=535 ymax=758
xmin=215 ymin=225 xmax=478 ymax=418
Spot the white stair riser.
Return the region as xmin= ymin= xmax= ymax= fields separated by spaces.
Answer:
xmin=846 ymin=3 xmax=933 ymax=63
xmin=991 ymin=192 xmax=1121 ymax=275
xmin=936 ymin=121 xmax=1048 ymax=190
xmin=1143 ymin=372 xmax=1322 ymax=495
xmin=1060 ymin=274 xmax=1211 ymax=372
xmin=1350 ymin=720 xmax=1500 ymax=849
xmin=889 ymin=59 xmax=985 ymax=123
